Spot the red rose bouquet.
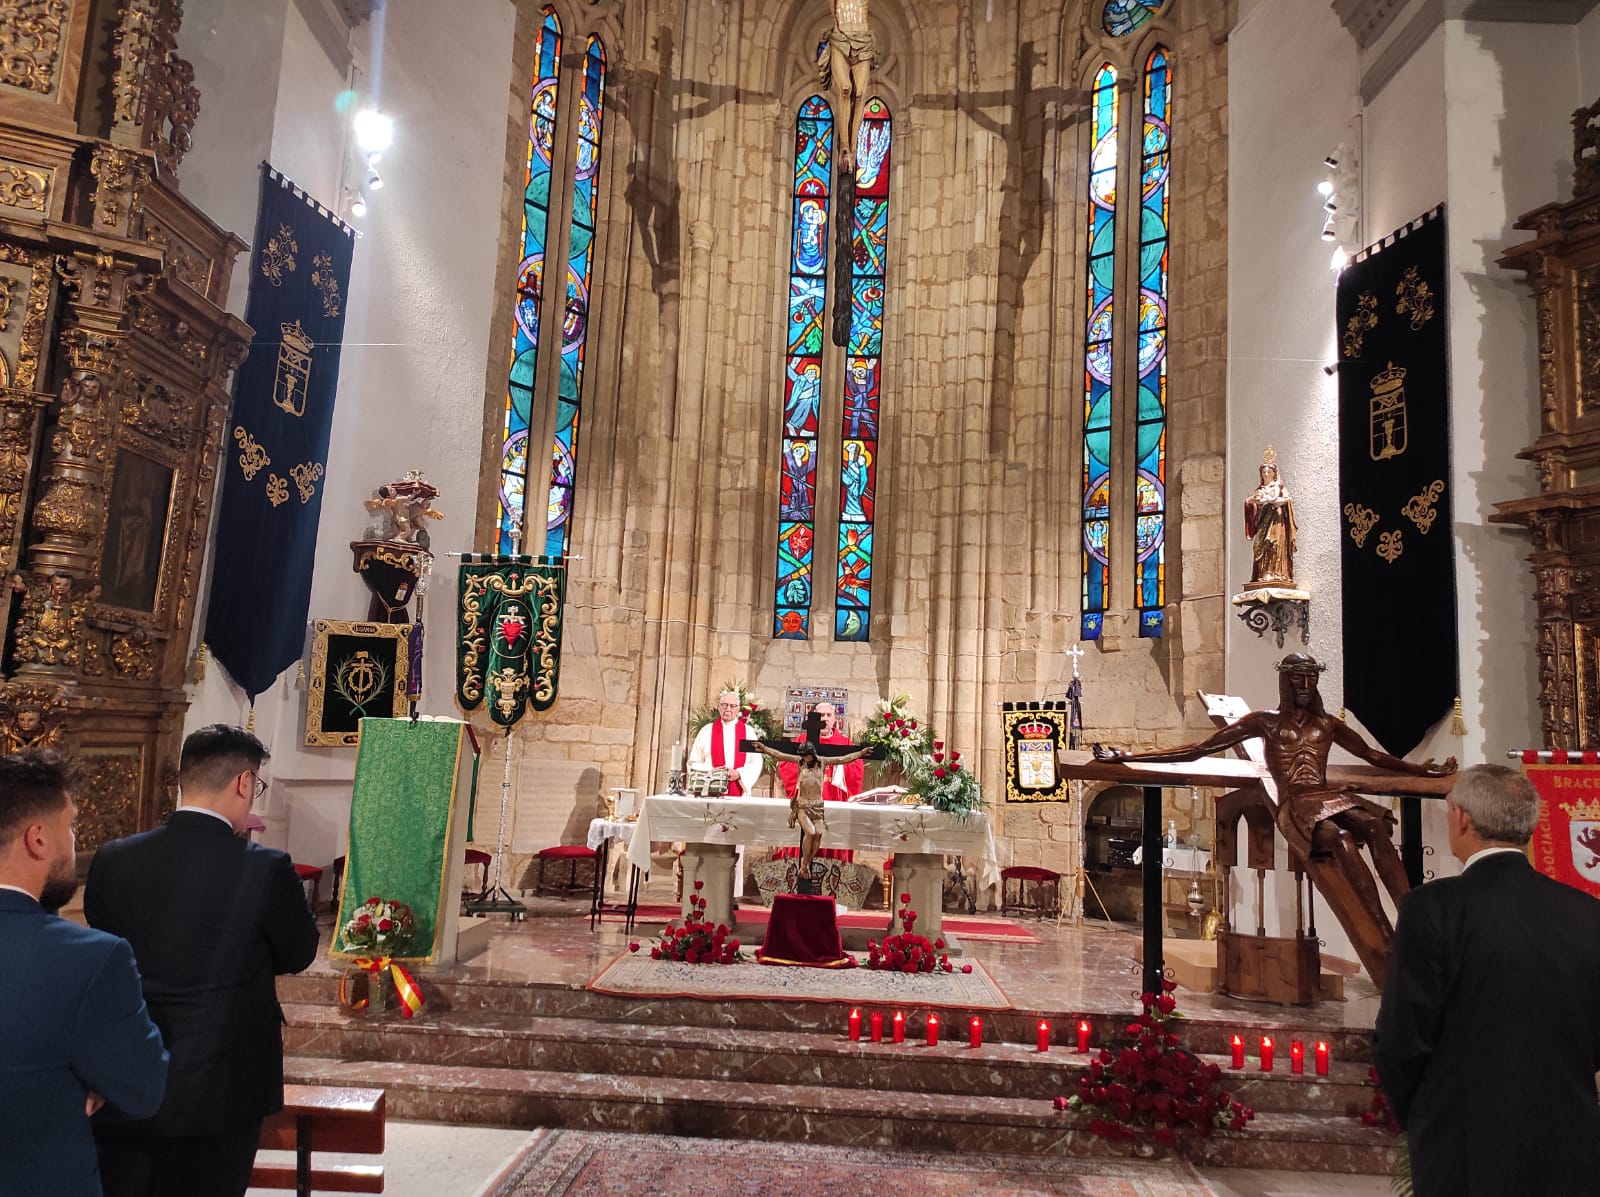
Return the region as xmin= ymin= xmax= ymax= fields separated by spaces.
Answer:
xmin=339 ymin=895 xmax=418 ymax=955
xmin=865 ymin=896 xmax=955 ymax=973
xmin=908 ymin=740 xmax=983 ymax=814
xmin=646 ymin=881 xmax=743 ymax=964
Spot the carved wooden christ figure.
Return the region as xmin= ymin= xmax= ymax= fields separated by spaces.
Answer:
xmin=819 ymin=0 xmax=877 ymax=171
xmin=1093 ymin=653 xmax=1456 ymax=985
xmin=754 ymin=740 xmax=872 ymax=888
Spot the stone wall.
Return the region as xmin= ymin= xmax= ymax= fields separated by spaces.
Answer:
xmin=475 ymin=0 xmax=1234 ymax=895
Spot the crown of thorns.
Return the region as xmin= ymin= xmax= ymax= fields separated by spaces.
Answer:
xmin=1275 ymin=654 xmax=1327 ymax=673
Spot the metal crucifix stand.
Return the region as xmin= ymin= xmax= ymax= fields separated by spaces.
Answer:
xmin=464 ymin=726 xmax=526 ymax=921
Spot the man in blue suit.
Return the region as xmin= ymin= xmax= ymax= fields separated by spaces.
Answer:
xmin=0 ymin=750 xmax=168 ymax=1197
xmin=87 ymin=725 xmax=320 ymax=1197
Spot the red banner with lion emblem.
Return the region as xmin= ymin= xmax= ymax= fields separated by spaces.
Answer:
xmin=1522 ymin=754 xmax=1600 ymax=900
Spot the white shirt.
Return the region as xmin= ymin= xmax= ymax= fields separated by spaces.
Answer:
xmin=0 ymin=883 xmax=38 ymax=901
xmin=1462 ymin=845 xmax=1526 ymax=871
xmin=688 ymin=719 xmax=763 ymax=794
xmin=175 ymin=805 xmax=236 ymax=830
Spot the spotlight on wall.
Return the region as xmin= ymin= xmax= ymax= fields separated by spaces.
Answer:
xmin=1330 ymin=245 xmax=1349 ymax=272
xmin=1317 ymin=180 xmax=1335 ymax=198
xmin=1323 ymin=199 xmax=1338 ymax=213
xmin=366 ymin=150 xmax=383 ymax=167
xmin=1320 ymin=216 xmax=1337 ymax=241
xmin=353 ymin=108 xmax=394 ymax=155
xmin=1323 ymin=155 xmax=1339 ymax=169
xmin=366 ymin=168 xmax=384 ymax=192
xmin=1322 ymin=362 xmax=1339 ymax=376
xmin=350 ymin=190 xmax=368 ymax=218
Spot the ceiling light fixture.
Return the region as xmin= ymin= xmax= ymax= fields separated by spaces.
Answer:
xmin=350 ymin=191 xmax=368 ymax=218
xmin=366 ymin=168 xmax=384 ymax=192
xmin=353 ymin=108 xmax=394 ymax=155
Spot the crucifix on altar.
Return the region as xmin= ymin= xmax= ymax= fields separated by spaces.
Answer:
xmin=744 ymin=710 xmax=879 ymax=894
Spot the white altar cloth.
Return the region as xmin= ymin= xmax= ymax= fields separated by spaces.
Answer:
xmin=623 ymin=795 xmax=1000 ymax=891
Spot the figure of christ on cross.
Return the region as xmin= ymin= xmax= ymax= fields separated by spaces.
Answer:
xmin=1092 ymin=653 xmax=1456 ymax=985
xmin=747 ymin=709 xmax=877 ymax=893
xmin=819 ymin=0 xmax=877 ymax=173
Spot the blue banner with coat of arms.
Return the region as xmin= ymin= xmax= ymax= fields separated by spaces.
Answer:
xmin=205 ymin=165 xmax=355 ymax=698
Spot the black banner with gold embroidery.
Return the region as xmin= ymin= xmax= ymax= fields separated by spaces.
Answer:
xmin=1001 ymin=703 xmax=1070 ymax=803
xmin=456 ymin=555 xmax=564 ymax=726
xmin=205 ymin=166 xmax=354 ymax=698
xmin=1336 ymin=206 xmax=1457 ymax=756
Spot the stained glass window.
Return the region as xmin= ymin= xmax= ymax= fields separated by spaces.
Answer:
xmin=544 ymin=36 xmax=606 ymax=559
xmin=496 ymin=6 xmax=561 ymax=553
xmin=835 ymin=98 xmax=891 ymax=642
xmin=1081 ymin=64 xmax=1118 ymax=642
xmin=774 ymin=96 xmax=833 ymax=639
xmin=1135 ymin=47 xmax=1171 ymax=637
xmin=1103 ymin=0 xmax=1162 ymax=37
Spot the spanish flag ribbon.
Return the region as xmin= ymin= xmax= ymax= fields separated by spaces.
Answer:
xmin=337 ymin=956 xmax=426 ymax=1018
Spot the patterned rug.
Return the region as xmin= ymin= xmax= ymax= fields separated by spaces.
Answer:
xmin=476 ymin=1129 xmax=1217 ymax=1197
xmin=588 ymin=950 xmax=1012 ymax=1009
xmin=624 ymin=904 xmax=1041 ymax=944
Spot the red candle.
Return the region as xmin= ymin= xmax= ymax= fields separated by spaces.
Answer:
xmin=1230 ymin=1034 xmax=1244 ymax=1069
xmin=892 ymin=1011 xmax=905 ymax=1044
xmin=926 ymin=1015 xmax=940 ymax=1047
xmin=1290 ymin=1039 xmax=1304 ymax=1075
xmin=1037 ymin=1020 xmax=1051 ymax=1052
xmin=869 ymin=1012 xmax=883 ymax=1043
xmin=848 ymin=1009 xmax=861 ymax=1042
xmin=1315 ymin=1041 xmax=1330 ymax=1076
xmin=1260 ymin=1036 xmax=1274 ymax=1071
xmin=1076 ymin=1019 xmax=1091 ymax=1053
xmin=969 ymin=1017 xmax=982 ymax=1048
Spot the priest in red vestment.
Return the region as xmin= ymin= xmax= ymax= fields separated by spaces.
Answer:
xmin=776 ymin=702 xmax=862 ymax=862
xmin=688 ymin=691 xmax=763 ymax=796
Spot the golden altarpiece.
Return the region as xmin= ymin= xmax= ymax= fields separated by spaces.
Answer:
xmin=0 ymin=0 xmax=250 ymax=847
xmin=1494 ymin=99 xmax=1600 ymax=749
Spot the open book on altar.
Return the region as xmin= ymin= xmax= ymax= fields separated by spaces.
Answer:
xmin=847 ymin=785 xmax=909 ymax=803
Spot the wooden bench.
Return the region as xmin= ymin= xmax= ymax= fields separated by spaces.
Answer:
xmin=250 ymin=1084 xmax=385 ymax=1195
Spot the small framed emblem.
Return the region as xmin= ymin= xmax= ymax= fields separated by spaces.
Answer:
xmin=305 ymin=620 xmax=411 ymax=746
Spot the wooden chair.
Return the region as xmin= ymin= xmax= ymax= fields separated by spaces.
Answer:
xmin=251 ymin=1083 xmax=384 ymax=1194
xmin=1000 ymin=865 xmax=1062 ymax=918
xmin=462 ymin=847 xmax=492 ymax=902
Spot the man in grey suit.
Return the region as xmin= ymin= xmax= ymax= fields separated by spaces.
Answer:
xmin=0 ymin=750 xmax=167 ymax=1197
xmin=1375 ymin=763 xmax=1600 ymax=1196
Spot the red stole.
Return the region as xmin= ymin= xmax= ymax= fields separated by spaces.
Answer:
xmin=709 ymin=718 xmax=748 ymax=795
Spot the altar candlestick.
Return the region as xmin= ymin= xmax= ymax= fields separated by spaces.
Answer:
xmin=1260 ymin=1036 xmax=1274 ymax=1071
xmin=926 ymin=1015 xmax=939 ymax=1047
xmin=869 ymin=1012 xmax=883 ymax=1042
xmin=1290 ymin=1040 xmax=1304 ymax=1075
xmin=1230 ymin=1034 xmax=1244 ymax=1069
xmin=1076 ymin=1019 xmax=1091 ymax=1053
xmin=892 ymin=1011 xmax=905 ymax=1044
xmin=1037 ymin=1020 xmax=1051 ymax=1052
xmin=969 ymin=1017 xmax=982 ymax=1048
xmin=848 ymin=1009 xmax=861 ymax=1042
xmin=1315 ymin=1041 xmax=1330 ymax=1076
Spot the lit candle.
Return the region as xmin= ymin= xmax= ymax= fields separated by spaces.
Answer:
xmin=1290 ymin=1039 xmax=1304 ymax=1075
xmin=926 ymin=1015 xmax=940 ymax=1047
xmin=892 ymin=1011 xmax=905 ymax=1044
xmin=969 ymin=1017 xmax=982 ymax=1048
xmin=1076 ymin=1019 xmax=1090 ymax=1053
xmin=869 ymin=1012 xmax=883 ymax=1043
xmin=1315 ymin=1041 xmax=1330 ymax=1076
xmin=1037 ymin=1020 xmax=1051 ymax=1052
xmin=1230 ymin=1034 xmax=1244 ymax=1069
xmin=848 ymin=1009 xmax=861 ymax=1042
xmin=1260 ymin=1036 xmax=1274 ymax=1071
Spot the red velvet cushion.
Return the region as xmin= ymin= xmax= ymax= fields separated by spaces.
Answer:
xmin=1001 ymin=866 xmax=1061 ymax=882
xmin=538 ymin=845 xmax=596 ymax=860
xmin=464 ymin=848 xmax=492 ymax=865
xmin=293 ymin=863 xmax=324 ymax=881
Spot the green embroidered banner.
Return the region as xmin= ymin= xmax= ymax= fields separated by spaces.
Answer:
xmin=333 ymin=718 xmax=470 ymax=963
xmin=456 ymin=554 xmax=564 ymax=726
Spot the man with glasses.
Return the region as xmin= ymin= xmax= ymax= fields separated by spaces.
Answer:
xmin=84 ymin=724 xmax=320 ymax=1197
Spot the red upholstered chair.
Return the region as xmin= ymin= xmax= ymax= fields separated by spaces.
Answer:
xmin=293 ymin=863 xmax=323 ymax=911
xmin=463 ymin=848 xmax=492 ymax=902
xmin=535 ymin=845 xmax=596 ymax=896
xmin=1000 ymin=865 xmax=1062 ymax=918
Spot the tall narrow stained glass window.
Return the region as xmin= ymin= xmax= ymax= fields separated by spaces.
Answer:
xmin=1081 ymin=64 xmax=1118 ymax=641
xmin=835 ymin=98 xmax=891 ymax=642
xmin=1134 ymin=47 xmax=1171 ymax=637
xmin=545 ymin=36 xmax=607 ymax=559
xmin=774 ymin=96 xmax=833 ymax=639
xmin=495 ymin=6 xmax=561 ymax=553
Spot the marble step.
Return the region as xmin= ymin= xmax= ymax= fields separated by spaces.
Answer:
xmin=276 ymin=968 xmax=1377 ymax=1061
xmin=280 ymin=1054 xmax=1400 ymax=1173
xmin=282 ymin=1003 xmax=1371 ymax=1115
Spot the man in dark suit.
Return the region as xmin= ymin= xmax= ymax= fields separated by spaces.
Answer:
xmin=1375 ymin=763 xmax=1600 ymax=1196
xmin=0 ymin=750 xmax=168 ymax=1197
xmin=85 ymin=725 xmax=321 ymax=1197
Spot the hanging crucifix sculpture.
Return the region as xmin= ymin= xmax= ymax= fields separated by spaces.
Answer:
xmin=745 ymin=710 xmax=878 ymax=893
xmin=822 ymin=0 xmax=878 ymax=347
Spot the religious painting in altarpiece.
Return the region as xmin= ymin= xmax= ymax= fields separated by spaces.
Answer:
xmin=306 ymin=620 xmax=412 ymax=747
xmin=783 ymin=685 xmax=850 ymax=736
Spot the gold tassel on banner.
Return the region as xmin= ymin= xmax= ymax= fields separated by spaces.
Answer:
xmin=187 ymin=643 xmax=208 ymax=685
xmin=1451 ymin=696 xmax=1467 ymax=736
xmin=246 ymin=705 xmax=256 ymax=733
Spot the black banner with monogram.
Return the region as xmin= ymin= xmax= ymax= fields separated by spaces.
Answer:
xmin=205 ymin=165 xmax=355 ymax=698
xmin=1001 ymin=703 xmax=1071 ymax=803
xmin=456 ymin=555 xmax=565 ymax=726
xmin=1335 ymin=206 xmax=1458 ymax=756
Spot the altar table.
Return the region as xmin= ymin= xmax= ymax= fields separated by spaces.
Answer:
xmin=625 ymin=795 xmax=999 ymax=936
